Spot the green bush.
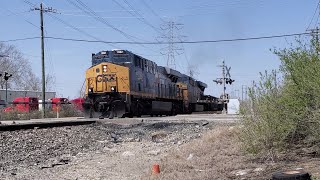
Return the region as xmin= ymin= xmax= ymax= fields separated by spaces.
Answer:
xmin=240 ymin=38 xmax=320 ymax=159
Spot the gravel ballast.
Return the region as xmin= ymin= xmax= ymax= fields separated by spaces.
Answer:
xmin=0 ymin=121 xmax=212 ymax=178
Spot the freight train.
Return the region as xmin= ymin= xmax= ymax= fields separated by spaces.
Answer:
xmin=83 ymin=50 xmax=223 ymax=119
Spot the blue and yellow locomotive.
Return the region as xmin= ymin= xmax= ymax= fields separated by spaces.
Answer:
xmin=83 ymin=50 xmax=222 ymax=118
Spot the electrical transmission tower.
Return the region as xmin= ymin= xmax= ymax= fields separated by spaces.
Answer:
xmin=307 ymin=27 xmax=320 ymax=54
xmin=159 ymin=21 xmax=185 ymax=69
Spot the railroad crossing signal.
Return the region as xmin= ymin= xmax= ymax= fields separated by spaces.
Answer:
xmin=225 ymin=78 xmax=235 ymax=85
xmin=4 ymin=72 xmax=12 ymax=81
xmin=1 ymin=72 xmax=12 ymax=105
xmin=213 ymin=78 xmax=223 ymax=84
xmin=213 ymin=60 xmax=236 ymax=114
xmin=226 ymin=66 xmax=231 ymax=78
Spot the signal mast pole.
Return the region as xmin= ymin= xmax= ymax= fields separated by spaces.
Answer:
xmin=222 ymin=61 xmax=226 ymax=100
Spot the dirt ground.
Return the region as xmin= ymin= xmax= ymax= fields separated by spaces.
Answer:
xmin=150 ymin=126 xmax=320 ymax=180
xmin=1 ymin=116 xmax=319 ymax=180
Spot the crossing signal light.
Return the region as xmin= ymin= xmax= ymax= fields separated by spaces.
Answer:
xmin=226 ymin=78 xmax=235 ymax=85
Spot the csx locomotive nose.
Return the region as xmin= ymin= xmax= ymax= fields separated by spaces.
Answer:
xmin=83 ymin=61 xmax=130 ymax=119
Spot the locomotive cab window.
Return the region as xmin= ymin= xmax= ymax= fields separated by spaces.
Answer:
xmin=134 ymin=56 xmax=139 ymax=67
xmin=146 ymin=60 xmax=149 ymax=72
xmin=144 ymin=59 xmax=147 ymax=71
xmin=141 ymin=59 xmax=144 ymax=70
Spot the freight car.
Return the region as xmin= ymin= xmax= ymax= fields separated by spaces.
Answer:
xmin=83 ymin=50 xmax=223 ymax=118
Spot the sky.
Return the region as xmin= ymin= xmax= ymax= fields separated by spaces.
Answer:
xmin=0 ymin=0 xmax=318 ymax=99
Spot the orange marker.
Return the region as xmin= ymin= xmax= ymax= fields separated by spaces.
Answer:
xmin=152 ymin=164 xmax=160 ymax=174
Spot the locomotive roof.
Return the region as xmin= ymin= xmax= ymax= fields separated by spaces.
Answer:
xmin=92 ymin=50 xmax=208 ymax=88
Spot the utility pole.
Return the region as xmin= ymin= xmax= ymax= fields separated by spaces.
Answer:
xmin=235 ymin=89 xmax=239 ymax=99
xmin=241 ymin=85 xmax=247 ymax=101
xmin=242 ymin=85 xmax=243 ymax=101
xmin=250 ymin=80 xmax=255 ymax=117
xmin=274 ymin=70 xmax=277 ymax=93
xmin=31 ymin=3 xmax=57 ymax=118
xmin=40 ymin=3 xmax=45 ymax=118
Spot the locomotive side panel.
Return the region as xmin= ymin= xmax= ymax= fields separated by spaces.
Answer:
xmin=130 ymin=55 xmax=158 ymax=98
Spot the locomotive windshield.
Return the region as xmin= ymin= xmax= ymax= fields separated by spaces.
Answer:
xmin=113 ymin=50 xmax=130 ymax=63
xmin=92 ymin=51 xmax=111 ymax=65
xmin=92 ymin=50 xmax=132 ymax=65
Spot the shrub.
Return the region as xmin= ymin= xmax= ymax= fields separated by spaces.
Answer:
xmin=58 ymin=104 xmax=84 ymax=117
xmin=240 ymin=37 xmax=320 ymax=159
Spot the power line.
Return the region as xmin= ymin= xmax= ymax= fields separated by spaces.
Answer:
xmin=21 ymin=0 xmax=119 ymax=50
xmin=46 ymin=32 xmax=312 ymax=44
xmin=307 ymin=0 xmax=320 ymax=30
xmin=22 ymin=0 xmax=36 ymax=7
xmin=58 ymin=12 xmax=138 ymax=19
xmin=46 ymin=12 xmax=119 ymax=48
xmin=65 ymin=0 xmax=158 ymax=52
xmin=47 ymin=14 xmax=100 ymax=41
xmin=0 ymin=37 xmax=40 ymax=42
xmin=167 ymin=0 xmax=289 ymax=18
xmin=186 ymin=0 xmax=262 ymax=10
xmin=140 ymin=0 xmax=165 ymax=22
xmin=58 ymin=9 xmax=135 ymax=13
xmin=49 ymin=14 xmax=121 ymax=49
xmin=4 ymin=8 xmax=39 ymax=29
xmin=116 ymin=0 xmax=162 ymax=35
xmin=113 ymin=0 xmax=165 ymax=54
xmin=0 ymin=32 xmax=314 ymax=44
xmin=0 ymin=10 xmax=31 ymax=17
xmin=66 ymin=0 xmax=145 ymax=42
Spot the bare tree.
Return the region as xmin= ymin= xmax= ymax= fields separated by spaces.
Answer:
xmin=45 ymin=73 xmax=55 ymax=91
xmin=20 ymin=70 xmax=41 ymax=91
xmin=0 ymin=42 xmax=55 ymax=91
xmin=77 ymin=79 xmax=86 ymax=98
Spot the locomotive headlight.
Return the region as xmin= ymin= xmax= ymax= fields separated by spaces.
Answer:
xmin=103 ymin=65 xmax=107 ymax=72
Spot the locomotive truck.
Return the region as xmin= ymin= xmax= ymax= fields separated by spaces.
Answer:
xmin=83 ymin=50 xmax=223 ymax=119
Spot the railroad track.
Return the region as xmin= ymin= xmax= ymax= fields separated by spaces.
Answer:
xmin=0 ymin=118 xmax=96 ymax=131
xmin=0 ymin=113 xmax=240 ymax=131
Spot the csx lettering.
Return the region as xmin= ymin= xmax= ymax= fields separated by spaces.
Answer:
xmin=96 ymin=74 xmax=115 ymax=82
